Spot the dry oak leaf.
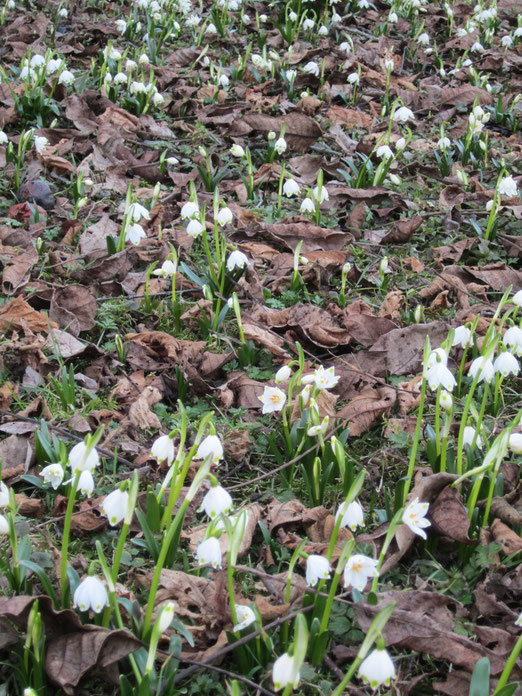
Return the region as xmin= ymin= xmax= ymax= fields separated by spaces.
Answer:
xmin=242 ymin=321 xmax=290 ymax=359
xmin=264 ymin=498 xmax=329 ymax=536
xmin=326 ymin=105 xmax=375 ymax=129
xmin=0 ymin=297 xmax=58 ymax=334
xmin=250 ymin=217 xmax=347 ymax=253
xmin=433 ymin=238 xmax=476 ymax=266
xmin=259 ymin=303 xmax=352 ymax=349
xmin=128 ymin=385 xmax=163 ymax=430
xmin=490 ymin=518 xmax=522 ymax=555
xmin=239 ymin=111 xmax=322 ymax=151
xmin=2 ymin=245 xmax=38 ymax=293
xmin=379 ymin=214 xmax=423 ymax=244
xmin=50 ymin=285 xmax=97 ymax=336
xmin=397 ymin=375 xmax=422 ymax=416
xmin=337 ymin=385 xmax=396 ymax=437
xmin=429 ymin=485 xmax=472 ymax=544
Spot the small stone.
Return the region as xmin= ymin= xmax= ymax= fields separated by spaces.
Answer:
xmin=18 ymin=179 xmax=55 ymax=211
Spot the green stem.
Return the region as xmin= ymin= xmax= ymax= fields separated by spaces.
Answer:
xmin=493 ymin=633 xmax=522 ymax=693
xmin=331 ymin=656 xmax=363 ymax=696
xmin=403 ymin=373 xmax=427 ymax=505
xmin=61 ymin=470 xmax=80 ymax=607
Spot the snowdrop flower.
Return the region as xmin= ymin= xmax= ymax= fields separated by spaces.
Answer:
xmin=206 ymin=22 xmax=218 ymax=34
xmin=494 ymin=351 xmax=519 ymax=378
xmin=216 ymin=207 xmax=233 ymax=226
xmin=463 ymin=426 xmax=483 ymax=449
xmin=303 ymin=61 xmax=320 ymax=77
xmin=289 ymin=10 xmax=297 ymax=21
xmin=196 ymin=536 xmax=222 ymax=568
xmin=389 ymin=11 xmax=398 ymax=22
xmin=68 ymin=442 xmax=99 ymax=473
xmin=218 ymin=74 xmax=229 ymax=88
xmin=336 ymin=500 xmax=364 ymax=531
xmin=154 ymin=259 xmax=177 ymax=278
xmin=376 ymin=145 xmax=393 ymax=159
xmin=259 ymin=386 xmax=286 ymax=414
xmin=126 ymin=59 xmax=137 ymax=71
xmin=273 ymin=653 xmax=300 ymax=691
xmin=503 ymin=326 xmax=522 ymax=356
xmin=427 ymin=362 xmax=456 ymax=392
xmin=498 ymin=175 xmax=518 ymax=198
xmin=396 ymin=137 xmax=406 ymax=150
xmin=0 ymin=515 xmax=8 ymax=535
xmin=199 ymin=485 xmax=233 ymax=519
xmin=73 ymin=576 xmax=109 ymax=613
xmin=115 ymin=19 xmax=127 ymax=33
xmin=0 ymin=482 xmax=9 ymax=507
xmin=347 ymin=72 xmax=360 ymax=85
xmin=343 ymin=554 xmax=379 ymax=591
xmin=417 ymin=32 xmax=430 ymax=44
xmin=78 ymin=470 xmax=95 ymax=497
xmin=339 ymin=41 xmax=352 ymax=53
xmin=101 ymin=488 xmax=129 ymax=526
xmin=41 ymin=463 xmax=65 ymax=489
xmin=318 ymin=25 xmax=328 ymax=36
xmin=514 ymin=27 xmax=522 ymax=38
xmin=286 ymin=69 xmax=297 ymax=82
xmin=20 ymin=66 xmax=37 ymax=81
xmin=300 ymin=197 xmax=315 ymax=213
xmin=303 ymin=18 xmax=315 ymax=31
xmin=58 ymin=5 xmax=67 ymax=14
xmin=308 ymin=416 xmax=329 ymax=437
xmin=314 ymin=365 xmax=339 ymax=390
xmin=30 ymin=54 xmax=45 ymax=68
xmin=358 ymin=0 xmax=369 ymax=8
xmin=113 ymin=72 xmax=127 ymax=85
xmin=283 ymin=179 xmax=300 ymax=197
xmin=274 ymin=137 xmax=287 ymax=154
xmin=152 ymin=92 xmax=165 ymax=107
xmin=437 ymin=136 xmax=451 ymax=150
xmin=196 ymin=435 xmax=224 ymax=465
xmin=181 ymin=201 xmax=199 ymax=219
xmin=358 ymin=648 xmax=396 ymax=689
xmin=226 ymin=250 xmax=249 ymax=271
xmin=388 ymin=173 xmax=401 ymax=186
xmin=306 ymin=555 xmax=331 ymax=587
xmin=508 ymin=433 xmax=522 ymax=453
xmin=138 ymin=53 xmax=150 ymax=65
xmin=0 ymin=131 xmax=8 ymax=144
xmin=275 ymin=365 xmax=292 ymax=383
xmin=384 ymin=58 xmax=394 ymax=72
xmin=439 ymin=390 xmax=453 ymax=411
xmin=471 ymin=41 xmax=484 ymax=52
xmin=34 ymin=136 xmax=49 ymax=154
xmin=453 ymin=325 xmax=472 ymax=348
xmin=125 ymin=223 xmax=146 ymax=246
xmin=186 ymin=219 xmax=204 ymax=238
xmin=313 ymin=185 xmax=329 ymax=202
xmin=501 ymin=35 xmax=513 ymax=48
xmin=230 ymin=144 xmax=245 ymax=157
xmin=150 ymin=434 xmax=175 ymax=464
xmin=128 ymin=202 xmax=150 ymax=223
xmin=402 ymin=497 xmax=430 ymax=539
xmin=393 ymin=105 xmax=415 ymax=122
xmin=427 ymin=348 xmax=447 ymax=370
xmin=469 ymin=356 xmax=495 ymax=383
xmin=58 ymin=70 xmax=75 ymax=86
xmin=234 ymin=605 xmax=256 ymax=632
xmin=513 ymin=290 xmax=522 ymax=307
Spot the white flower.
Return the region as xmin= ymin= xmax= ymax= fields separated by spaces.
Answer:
xmin=199 ymin=485 xmax=233 ymax=519
xmin=471 ymin=41 xmax=484 ymax=53
xmin=343 ymin=554 xmax=379 ymax=591
xmin=313 ymin=185 xmax=329 ymax=202
xmin=234 ymin=605 xmax=256 ymax=632
xmin=340 ymin=41 xmax=352 ymax=53
xmin=314 ymin=365 xmax=340 ymax=390
xmin=216 ymin=207 xmax=233 ymax=226
xmin=402 ymin=497 xmax=431 ymax=539
xmin=196 ymin=435 xmax=224 ymax=465
xmin=303 ymin=61 xmax=320 ymax=77
xmin=125 ymin=222 xmax=146 ymax=246
xmin=358 ymin=0 xmax=369 ymax=7
xmin=138 ymin=53 xmax=150 ymax=65
xmin=259 ymin=386 xmax=286 ymax=414
xmin=509 ymin=433 xmax=522 ymax=453
xmin=306 ymin=555 xmax=331 ymax=587
xmin=498 ymin=175 xmax=518 ymax=198
xmin=384 ymin=58 xmax=394 ymax=72
xmin=30 ymin=54 xmax=45 ymax=68
xmin=113 ymin=72 xmax=127 ymax=85
xmin=58 ymin=70 xmax=75 ymax=86
xmin=503 ymin=326 xmax=522 ymax=356
xmin=453 ymin=325 xmax=472 ymax=348
xmin=308 ymin=416 xmax=329 ymax=437
xmin=34 ymin=136 xmax=49 ymax=154
xmin=347 ymin=72 xmax=360 ymax=85
xmin=302 ymin=18 xmax=315 ymax=31
xmin=0 ymin=482 xmax=9 ymax=507
xmin=376 ymin=145 xmax=393 ymax=159
xmin=181 ymin=201 xmax=199 ymax=220
xmin=439 ymin=390 xmax=453 ymax=411
xmin=289 ymin=11 xmax=297 ymax=21
xmin=78 ymin=470 xmax=95 ymax=497
xmin=41 ymin=463 xmax=64 ymax=489
xmin=73 ymin=576 xmax=109 ymax=613
xmin=153 ymin=92 xmax=164 ymax=106
xmin=226 ymin=250 xmax=249 ymax=271
xmin=501 ymin=35 xmax=513 ymax=47
xmin=273 ymin=653 xmax=300 ymax=692
xmin=494 ymin=351 xmax=519 ymax=378
xmin=151 ymin=434 xmax=175 ymax=464
xmin=101 ymin=488 xmax=129 ymax=526
xmin=393 ymin=106 xmax=415 ymax=122
xmin=68 ymin=442 xmax=99 ymax=473
xmin=230 ymin=144 xmax=245 ymax=157
xmin=126 ymin=59 xmax=137 ymax=71
xmin=0 ymin=131 xmax=8 ymax=144
xmin=275 ymin=365 xmax=292 ymax=383
xmin=218 ymin=73 xmax=229 ymax=88
xmin=186 ymin=219 xmax=204 ymax=238
xmin=274 ymin=137 xmax=287 ymax=154
xmin=300 ymin=197 xmax=315 ymax=213
xmin=128 ymin=202 xmax=150 ymax=223
xmin=513 ymin=290 xmax=522 ymax=307
xmin=318 ymin=25 xmax=328 ymax=35
xmin=154 ymin=260 xmax=177 ymax=278
xmin=358 ymin=648 xmax=396 ymax=689
xmin=196 ymin=536 xmax=222 ymax=568
xmin=396 ymin=137 xmax=406 ymax=150
xmin=206 ymin=22 xmax=218 ymax=34
xmin=157 ymin=602 xmax=175 ymax=632
xmin=336 ymin=500 xmax=364 ymax=531
xmin=437 ymin=136 xmax=451 ymax=150
xmin=283 ymin=179 xmax=300 ymax=197
xmin=463 ymin=425 xmax=483 ymax=449
xmin=427 ymin=362 xmax=456 ymax=392
xmin=469 ymin=356 xmax=495 ymax=384
xmin=115 ymin=19 xmax=127 ymax=33
xmin=0 ymin=515 xmax=8 ymax=535
xmin=286 ymin=69 xmax=297 ymax=82
xmin=389 ymin=11 xmax=398 ymax=22
xmin=388 ymin=173 xmax=401 ymax=186
xmin=20 ymin=66 xmax=37 ymax=81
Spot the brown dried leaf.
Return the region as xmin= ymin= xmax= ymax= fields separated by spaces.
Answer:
xmin=379 ymin=214 xmax=423 ymax=244
xmin=490 ymin=518 xmax=522 ymax=554
xmin=128 ymin=386 xmax=163 ymax=430
xmin=337 ymin=386 xmax=396 ymax=437
xmin=50 ymin=285 xmax=97 ymax=336
xmin=0 ymin=297 xmax=58 ymax=334
xmin=326 ymin=105 xmax=375 ymax=129
xmin=429 ymin=486 xmax=472 ymax=544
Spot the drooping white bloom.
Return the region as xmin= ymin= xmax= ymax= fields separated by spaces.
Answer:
xmin=427 ymin=362 xmax=457 ymax=392
xmin=275 ymin=365 xmax=292 ymax=383
xmin=196 ymin=536 xmax=222 ymax=568
xmin=41 ymin=463 xmax=65 ymax=489
xmin=513 ymin=290 xmax=522 ymax=307
xmin=314 ymin=365 xmax=340 ymax=390
xmin=199 ymin=485 xmax=233 ymax=519
xmin=151 ymin=434 xmax=175 ymax=464
xmin=437 ymin=136 xmax=451 ymax=150
xmin=216 ymin=207 xmax=233 ymax=226
xmin=306 ymin=554 xmax=331 ymax=587
xmin=336 ymin=500 xmax=364 ymax=531
xmin=128 ymin=202 xmax=150 ymax=223
xmin=393 ymin=106 xmax=415 ymax=122
xmin=509 ymin=433 xmax=522 ymax=453
xmin=438 ymin=390 xmax=453 ymax=411
xmin=503 ymin=326 xmax=522 ymax=356
xmin=230 ymin=144 xmax=245 ymax=157
xmin=181 ymin=201 xmax=199 ymax=219
xmin=376 ymin=145 xmax=394 ymax=159
xmin=273 ymin=653 xmax=300 ymax=691
xmin=303 ymin=61 xmax=320 ymax=77
xmin=157 ymin=602 xmax=175 ymax=632
xmin=0 ymin=482 xmax=9 ymax=507
xmin=125 ymin=222 xmax=146 ymax=246
xmin=347 ymin=72 xmax=360 ymax=85
xmin=358 ymin=648 xmax=396 ymax=689
xmin=154 ymin=259 xmax=177 ymax=278
xmin=115 ymin=19 xmax=127 ymax=33
xmin=498 ymin=175 xmax=518 ymax=198
xmin=101 ymin=488 xmax=129 ymax=526
xmin=0 ymin=515 xmax=8 ymax=535
xmin=468 ymin=356 xmax=495 ymax=384
xmin=313 ymin=185 xmax=329 ymax=202
xmin=453 ymin=325 xmax=472 ymax=348
xmin=78 ymin=470 xmax=95 ymax=497
xmin=58 ymin=70 xmax=75 ymax=86
xmin=186 ymin=219 xmax=204 ymax=238
xmin=226 ymin=250 xmax=249 ymax=271
xmin=234 ymin=605 xmax=256 ymax=632
xmin=0 ymin=131 xmax=8 ymax=144
xmin=73 ymin=576 xmax=109 ymax=613
xmin=501 ymin=35 xmax=513 ymax=48
xmin=417 ymin=32 xmax=430 ymax=45
xmin=113 ymin=72 xmax=127 ymax=85
xmin=126 ymin=59 xmax=137 ymax=71
xmin=259 ymin=386 xmax=286 ymax=414
xmin=274 ymin=137 xmax=287 ymax=155
xmin=300 ymin=197 xmax=315 ymax=213
xmin=402 ymin=497 xmax=431 ymax=539
xmin=68 ymin=442 xmax=99 ymax=473
xmin=34 ymin=136 xmax=49 ymax=154
xmin=343 ymin=554 xmax=379 ymax=591
xmin=463 ymin=425 xmax=483 ymax=449
xmin=283 ymin=179 xmax=300 ymax=197
xmin=494 ymin=351 xmax=520 ymax=378
xmin=196 ymin=435 xmax=224 ymax=465
xmin=388 ymin=11 xmax=398 ymax=22
xmin=302 ymin=18 xmax=315 ymax=31
xmin=307 ymin=416 xmax=329 ymax=437
xmin=138 ymin=53 xmax=149 ymax=65
xmin=152 ymin=92 xmax=165 ymax=106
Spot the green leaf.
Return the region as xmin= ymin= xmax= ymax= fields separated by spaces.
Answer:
xmin=469 ymin=657 xmax=490 ymax=696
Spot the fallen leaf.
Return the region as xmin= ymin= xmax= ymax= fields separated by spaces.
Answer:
xmin=338 ymin=386 xmax=396 ymax=437
xmin=0 ymin=297 xmax=58 ymax=334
